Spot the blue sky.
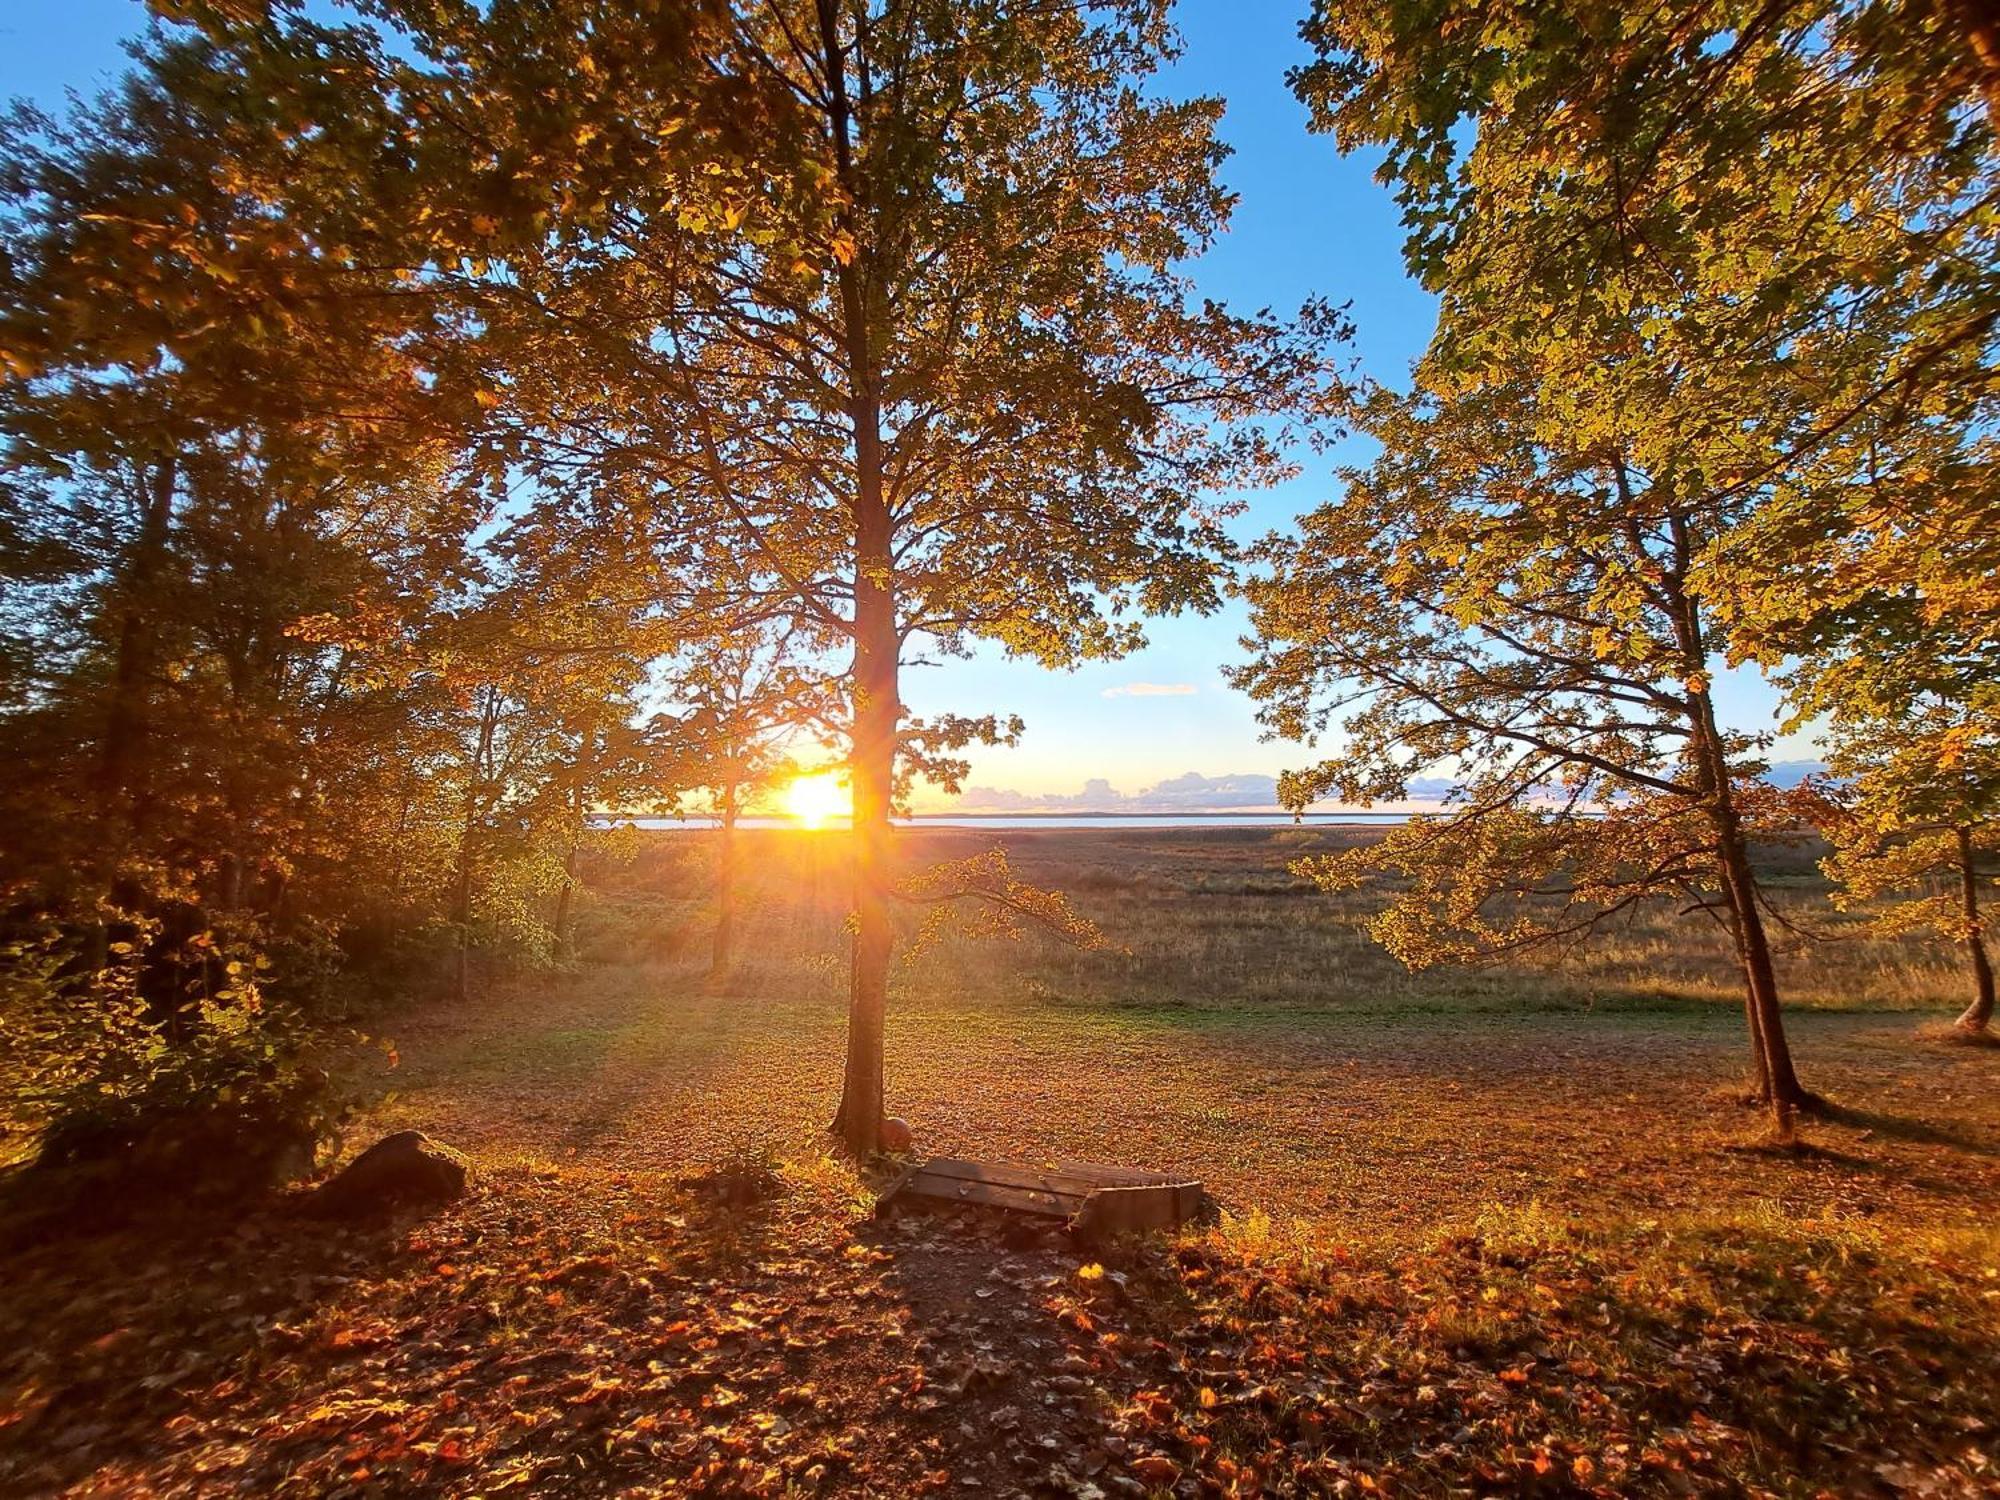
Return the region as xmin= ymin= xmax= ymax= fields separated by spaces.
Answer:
xmin=1 ymin=1 xmax=1809 ymax=807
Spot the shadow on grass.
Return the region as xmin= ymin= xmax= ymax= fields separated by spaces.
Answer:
xmin=349 ymin=960 xmax=843 ymax=1156
xmin=851 ymin=1199 xmax=1132 ymax=1488
xmin=1826 ymin=1102 xmax=2000 ymax=1158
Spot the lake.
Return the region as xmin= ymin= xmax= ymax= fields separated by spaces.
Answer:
xmin=596 ymin=811 xmax=1425 ymax=830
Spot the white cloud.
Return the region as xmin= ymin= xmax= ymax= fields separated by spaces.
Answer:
xmin=1100 ymin=682 xmax=1198 ymax=699
xmin=945 ymin=762 xmax=1833 ymax=816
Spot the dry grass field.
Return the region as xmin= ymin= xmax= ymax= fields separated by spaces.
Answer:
xmin=380 ymin=826 xmax=2000 ymax=1230
xmin=2 ymin=827 xmax=1996 ymax=1497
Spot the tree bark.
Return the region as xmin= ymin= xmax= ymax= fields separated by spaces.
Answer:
xmin=553 ymin=829 xmax=579 ymax=959
xmin=1687 ymin=689 xmax=1812 ymax=1119
xmin=451 ymin=846 xmax=474 ymax=1003
xmin=452 ymin=687 xmax=499 ymax=1004
xmin=1955 ymin=823 xmax=1995 ymax=1034
xmin=97 ymin=456 xmax=176 ymax=829
xmin=1711 ymin=808 xmax=1810 ymax=1115
xmin=554 ymin=735 xmax=593 ymax=960
xmin=1720 ymin=901 xmax=1770 ymax=1092
xmin=86 ymin=456 xmax=176 ymax=982
xmin=819 ymin=0 xmax=896 ymax=1157
xmin=836 ymin=400 xmax=896 ymax=1157
xmin=1655 ymin=504 xmax=1812 ymax=1124
xmin=709 ymin=771 xmax=740 ymax=978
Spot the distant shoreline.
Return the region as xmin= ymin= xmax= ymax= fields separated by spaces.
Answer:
xmin=593 ymin=810 xmax=1427 ymax=830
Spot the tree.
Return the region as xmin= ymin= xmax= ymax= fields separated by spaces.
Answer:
xmin=1742 ymin=386 xmax=1999 ymax=1035
xmin=1291 ymin=0 xmax=1998 ymax=802
xmin=664 ymin=626 xmax=821 ymax=979
xmin=438 ymin=0 xmax=1345 ymax=1153
xmin=1233 ymin=377 xmax=1818 ymax=1125
xmin=0 ymin=26 xmax=510 ymax=1166
xmin=1278 ymin=0 xmax=2000 ymax=1115
xmin=0 ymin=30 xmax=481 ymax=990
xmin=1811 ymin=708 xmax=2000 ymax=1036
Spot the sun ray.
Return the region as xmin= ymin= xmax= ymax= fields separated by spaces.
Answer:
xmin=782 ymin=771 xmax=850 ymax=828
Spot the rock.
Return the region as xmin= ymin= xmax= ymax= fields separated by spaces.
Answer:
xmin=880 ymin=1116 xmax=914 ymax=1152
xmin=307 ymin=1130 xmax=470 ymax=1218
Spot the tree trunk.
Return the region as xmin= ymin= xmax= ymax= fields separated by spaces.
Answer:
xmin=835 ymin=406 xmax=896 ymax=1157
xmin=1721 ymin=902 xmax=1770 ymax=1092
xmin=452 ymin=688 xmax=499 ymax=1004
xmin=87 ymin=456 xmax=176 ymax=986
xmin=1955 ymin=824 xmax=1995 ymax=1034
xmin=554 ymin=745 xmax=590 ymax=960
xmin=710 ymin=772 xmax=741 ymax=978
xmin=1652 ymin=499 xmax=1813 ymax=1126
xmin=213 ymin=623 xmax=258 ymax=917
xmin=819 ymin=0 xmax=896 ymax=1156
xmin=1713 ymin=813 xmax=1810 ymax=1120
xmin=451 ymin=851 xmax=474 ymax=1004
xmin=97 ymin=456 xmax=176 ymax=826
xmin=553 ymin=833 xmax=579 ymax=959
xmin=1695 ymin=704 xmax=1811 ymax=1120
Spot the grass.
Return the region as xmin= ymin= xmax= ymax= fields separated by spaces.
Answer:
xmin=1 ymin=827 xmax=1996 ymax=1495
xmin=391 ymin=828 xmax=2000 ymax=1229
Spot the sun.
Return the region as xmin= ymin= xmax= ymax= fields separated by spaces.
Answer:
xmin=782 ymin=771 xmax=851 ymax=829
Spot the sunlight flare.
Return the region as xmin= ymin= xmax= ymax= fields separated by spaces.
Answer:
xmin=782 ymin=770 xmax=850 ymax=828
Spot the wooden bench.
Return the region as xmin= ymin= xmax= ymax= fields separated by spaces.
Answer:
xmin=874 ymin=1156 xmax=1208 ymax=1239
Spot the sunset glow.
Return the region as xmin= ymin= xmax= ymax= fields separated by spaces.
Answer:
xmin=781 ymin=771 xmax=850 ymax=828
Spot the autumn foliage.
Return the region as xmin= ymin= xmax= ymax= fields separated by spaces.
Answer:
xmin=0 ymin=0 xmax=1996 ymax=1491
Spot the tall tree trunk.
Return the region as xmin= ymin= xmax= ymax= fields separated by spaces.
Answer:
xmin=98 ymin=456 xmax=176 ymax=826
xmin=87 ymin=456 xmax=176 ymax=979
xmin=710 ymin=770 xmax=740 ymax=978
xmin=452 ymin=688 xmax=499 ymax=1004
xmin=1690 ymin=688 xmax=1810 ymax=1120
xmin=554 ymin=739 xmax=592 ymax=960
xmin=451 ymin=843 xmax=474 ymax=1004
xmin=216 ymin=629 xmax=256 ymax=916
xmin=1712 ymin=809 xmax=1810 ymax=1116
xmin=1955 ymin=823 xmax=1995 ymax=1034
xmin=1655 ymin=502 xmax=1811 ymax=1125
xmin=836 ymin=407 xmax=896 ymax=1156
xmin=820 ymin=0 xmax=896 ymax=1156
xmin=1720 ymin=902 xmax=1770 ymax=1090
xmin=553 ymin=824 xmax=579 ymax=959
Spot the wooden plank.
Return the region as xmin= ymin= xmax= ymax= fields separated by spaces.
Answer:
xmin=876 ymin=1155 xmax=1208 ymax=1232
xmin=902 ymin=1172 xmax=1077 ymax=1217
xmin=912 ymin=1157 xmax=1100 ymax=1199
xmin=1056 ymin=1160 xmax=1199 ymax=1189
xmin=1070 ymin=1182 xmax=1201 ymax=1240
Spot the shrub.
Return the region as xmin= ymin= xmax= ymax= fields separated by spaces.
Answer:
xmin=3 ymin=923 xmax=358 ymax=1201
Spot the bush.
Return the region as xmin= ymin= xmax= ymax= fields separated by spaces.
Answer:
xmin=3 ymin=923 xmax=357 ymax=1201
